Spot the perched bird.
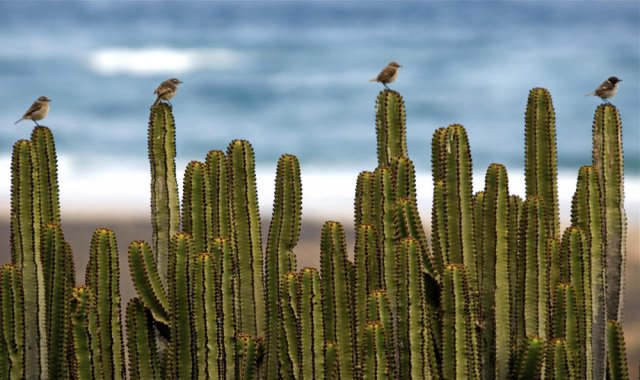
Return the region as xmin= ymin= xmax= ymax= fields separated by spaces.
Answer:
xmin=370 ymin=61 xmax=402 ymax=89
xmin=585 ymin=76 xmax=622 ymax=104
xmin=15 ymin=96 xmax=51 ymax=126
xmin=153 ymin=78 xmax=183 ymax=107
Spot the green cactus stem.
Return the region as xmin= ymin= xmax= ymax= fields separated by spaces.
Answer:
xmin=265 ymin=154 xmax=302 ymax=378
xmin=182 ymin=160 xmax=211 ymax=254
xmin=508 ymin=194 xmax=522 ymax=349
xmin=372 ymin=166 xmax=398 ymax=305
xmin=441 ymin=264 xmax=480 ymax=380
xmin=42 ymin=224 xmax=73 ymax=379
xmin=30 ymin=127 xmax=61 ymax=225
xmin=551 ymin=284 xmax=579 ymax=369
xmin=212 ymin=237 xmax=236 ymax=376
xmin=126 ymin=298 xmax=160 ymax=380
xmin=128 ymin=241 xmax=170 ymax=325
xmin=479 ymin=163 xmax=512 ymax=380
xmin=390 ymin=155 xmax=416 ymax=200
xmin=473 ymin=190 xmax=484 ymax=284
xmin=571 ymin=165 xmax=606 ymax=379
xmin=366 ymin=290 xmax=394 ymax=376
xmin=524 ymin=87 xmax=560 ymax=238
xmin=324 ymin=341 xmax=339 ymax=379
xmin=85 ymin=228 xmax=125 ymax=380
xmin=10 ymin=139 xmax=45 ymax=379
xmin=354 ymin=223 xmax=381 ymax=361
xmin=320 ymin=221 xmax=355 ymax=380
xmin=514 ymin=337 xmax=544 ymax=380
xmin=280 ymin=272 xmax=300 ymax=379
xmin=606 ymin=320 xmax=629 ymax=380
xmin=362 ymin=321 xmax=388 ymax=380
xmin=70 ymin=286 xmax=99 ymax=380
xmin=148 ymin=103 xmax=180 ymax=285
xmin=167 ymin=232 xmax=195 ymax=379
xmin=431 ymin=125 xmax=476 ymax=282
xmin=562 ymin=227 xmax=591 ymax=379
xmin=298 ymin=267 xmax=324 ymax=380
xmin=354 ymin=171 xmax=375 ymax=228
xmin=191 ymin=253 xmax=221 ymax=380
xmin=227 ymin=139 xmax=265 ymax=337
xmin=548 ymin=338 xmax=575 ymax=380
xmin=236 ymin=333 xmax=258 ymax=380
xmin=375 ymin=89 xmax=407 ymax=166
xmin=431 ymin=181 xmax=447 ymax=274
xmin=394 ymin=197 xmax=437 ymax=279
xmin=205 ymin=150 xmax=231 ymax=242
xmin=591 ymin=104 xmax=626 ymax=323
xmin=0 ymin=264 xmax=24 ymax=380
xmin=518 ymin=196 xmax=549 ymax=342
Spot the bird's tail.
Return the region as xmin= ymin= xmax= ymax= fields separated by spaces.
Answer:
xmin=584 ymin=92 xmax=595 ymax=97
xmin=369 ymin=77 xmax=378 ymax=82
xmin=14 ymin=118 xmax=22 ymax=125
xmin=152 ymin=95 xmax=161 ymax=107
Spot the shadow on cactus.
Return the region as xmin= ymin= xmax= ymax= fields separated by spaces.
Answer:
xmin=0 ymin=88 xmax=631 ymax=379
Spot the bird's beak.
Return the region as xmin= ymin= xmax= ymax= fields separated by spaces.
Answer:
xmin=398 ymin=65 xmax=403 ymax=68
xmin=179 ymin=80 xmax=184 ymax=84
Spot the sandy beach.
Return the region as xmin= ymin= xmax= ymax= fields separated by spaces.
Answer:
xmin=1 ymin=217 xmax=638 ymax=377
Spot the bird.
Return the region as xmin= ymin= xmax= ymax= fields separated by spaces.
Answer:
xmin=153 ymin=78 xmax=183 ymax=107
xmin=585 ymin=76 xmax=622 ymax=104
xmin=370 ymin=61 xmax=402 ymax=89
xmin=14 ymin=96 xmax=51 ymax=126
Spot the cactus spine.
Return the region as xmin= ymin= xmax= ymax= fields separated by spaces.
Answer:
xmin=591 ymin=104 xmax=626 ymax=322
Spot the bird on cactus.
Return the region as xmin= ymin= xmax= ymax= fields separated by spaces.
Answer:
xmin=14 ymin=96 xmax=51 ymax=126
xmin=153 ymin=78 xmax=183 ymax=107
xmin=585 ymin=76 xmax=622 ymax=104
xmin=371 ymin=61 xmax=402 ymax=89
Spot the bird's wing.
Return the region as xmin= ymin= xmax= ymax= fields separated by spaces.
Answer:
xmin=22 ymin=101 xmax=42 ymax=118
xmin=377 ymin=66 xmax=396 ymax=82
xmin=594 ymin=80 xmax=614 ymax=97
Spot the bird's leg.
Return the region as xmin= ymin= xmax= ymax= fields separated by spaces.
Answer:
xmin=34 ymin=120 xmax=40 ymax=126
xmin=603 ymin=98 xmax=611 ymax=105
xmin=167 ymin=100 xmax=173 ymax=107
xmin=383 ymin=83 xmax=390 ymax=90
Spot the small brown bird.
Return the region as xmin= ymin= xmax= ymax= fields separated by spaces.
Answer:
xmin=15 ymin=96 xmax=51 ymax=126
xmin=370 ymin=61 xmax=402 ymax=89
xmin=153 ymin=78 xmax=183 ymax=107
xmin=585 ymin=76 xmax=622 ymax=104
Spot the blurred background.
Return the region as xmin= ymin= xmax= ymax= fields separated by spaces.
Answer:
xmin=0 ymin=0 xmax=638 ymax=373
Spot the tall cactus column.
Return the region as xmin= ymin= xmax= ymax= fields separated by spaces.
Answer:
xmin=591 ymin=104 xmax=626 ymax=322
xmin=148 ymin=103 xmax=180 ymax=284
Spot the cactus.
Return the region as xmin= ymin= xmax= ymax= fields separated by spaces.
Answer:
xmin=85 ymin=228 xmax=125 ymax=380
xmin=126 ymin=298 xmax=160 ymax=380
xmin=514 ymin=337 xmax=545 ymax=379
xmin=236 ymin=333 xmax=258 ymax=380
xmin=280 ymin=272 xmax=300 ymax=379
xmin=606 ymin=320 xmax=629 ymax=380
xmin=551 ymin=284 xmax=579 ymax=375
xmin=479 ymin=163 xmax=512 ymax=380
xmin=212 ymin=237 xmax=236 ymax=376
xmin=375 ymin=89 xmax=407 ymax=166
xmin=70 ymin=286 xmax=100 ymax=380
xmin=547 ymin=339 xmax=575 ymax=380
xmin=0 ymin=264 xmax=24 ymax=380
xmin=354 ymin=223 xmax=381 ymax=360
xmin=205 ymin=149 xmax=232 ymax=242
xmin=431 ymin=125 xmax=476 ymax=282
xmin=320 ymin=221 xmax=355 ymax=380
xmin=182 ymin=160 xmax=211 ymax=254
xmin=227 ymin=139 xmax=265 ymax=337
xmin=524 ymin=87 xmax=560 ymax=238
xmin=298 ymin=267 xmax=325 ymax=380
xmin=265 ymin=154 xmax=302 ymax=378
xmin=591 ymin=104 xmax=626 ymax=322
xmin=441 ymin=264 xmax=480 ymax=380
xmin=571 ymin=165 xmax=606 ymax=379
xmin=354 ymin=170 xmax=376 ymax=228
xmin=42 ymin=224 xmax=74 ymax=379
xmin=363 ymin=321 xmax=388 ymax=380
xmin=190 ymin=253 xmax=221 ymax=380
xmin=167 ymin=232 xmax=195 ymax=379
xmin=148 ymin=103 xmax=180 ymax=285
xmin=128 ymin=241 xmax=170 ymax=325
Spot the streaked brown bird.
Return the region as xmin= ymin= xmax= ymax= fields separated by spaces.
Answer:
xmin=15 ymin=96 xmax=51 ymax=126
xmin=370 ymin=61 xmax=402 ymax=89
xmin=153 ymin=78 xmax=183 ymax=107
xmin=585 ymin=76 xmax=622 ymax=104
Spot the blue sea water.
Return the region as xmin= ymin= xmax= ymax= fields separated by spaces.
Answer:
xmin=0 ymin=1 xmax=638 ymax=221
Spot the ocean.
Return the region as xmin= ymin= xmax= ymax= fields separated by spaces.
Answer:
xmin=0 ymin=1 xmax=638 ymax=223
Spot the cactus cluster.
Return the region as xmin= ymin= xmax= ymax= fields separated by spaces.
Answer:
xmin=0 ymin=86 xmax=632 ymax=379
